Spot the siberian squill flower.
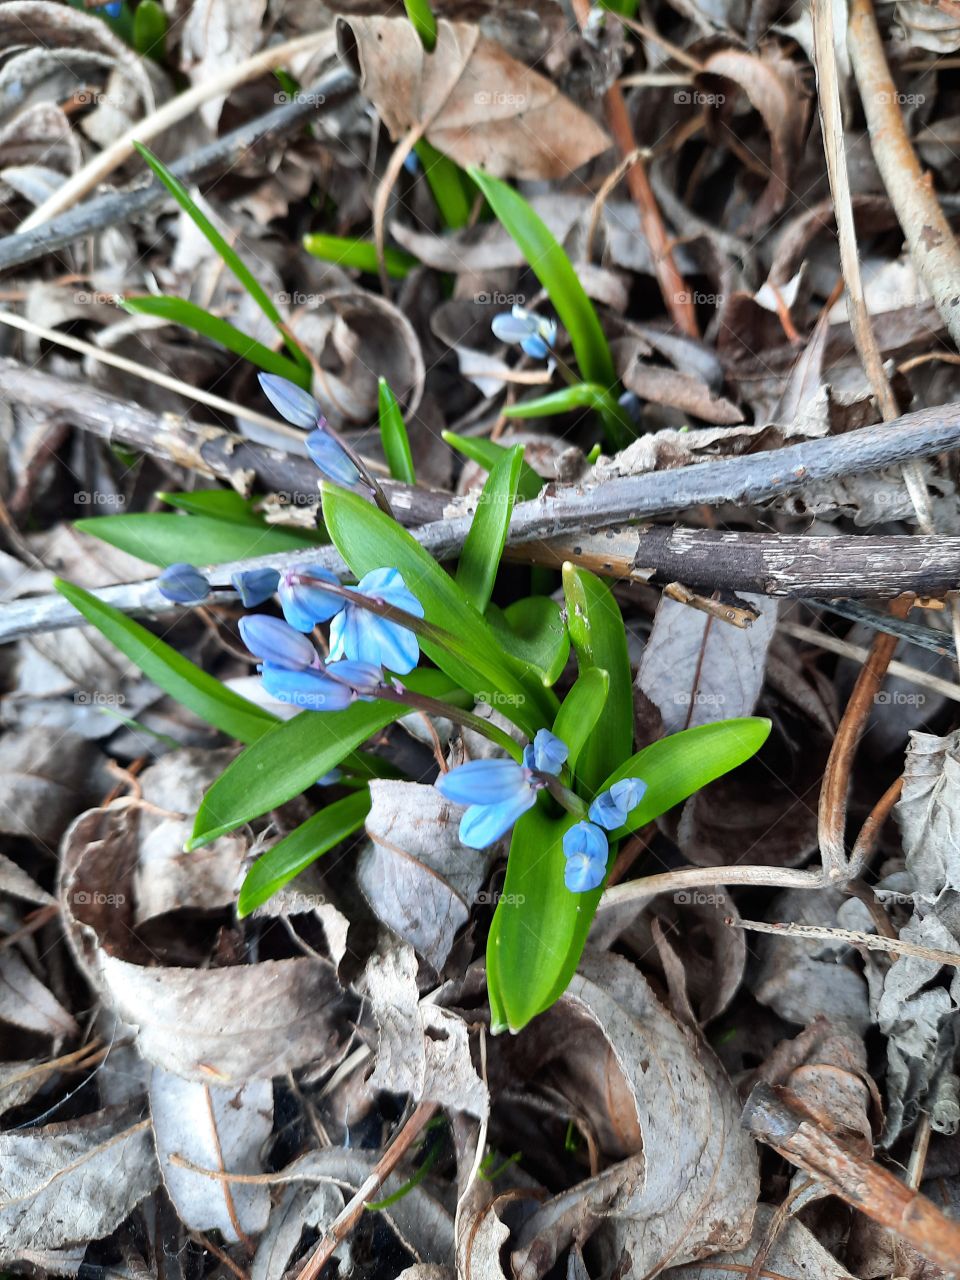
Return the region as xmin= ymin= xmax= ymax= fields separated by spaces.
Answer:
xmin=232 ymin=567 xmax=280 ymax=607
xmin=277 ymin=564 xmax=344 ymax=633
xmin=157 ymin=562 xmax=210 ymax=604
xmin=491 ymin=306 xmax=557 ymax=360
xmin=329 ymin=567 xmax=423 ymax=674
xmin=260 ymin=660 xmax=382 ymax=712
xmin=238 ymin=614 xmax=320 ymax=670
xmin=258 ymin=373 xmax=361 ymax=488
xmin=436 ymin=729 xmax=568 ymax=849
xmin=562 ymin=821 xmax=609 ymax=893
xmin=588 ymin=777 xmax=647 ymax=830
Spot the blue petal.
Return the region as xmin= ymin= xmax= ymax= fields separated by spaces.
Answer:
xmin=260 ymin=664 xmax=354 ymax=712
xmin=562 ymin=820 xmax=609 ymax=863
xmin=520 ymin=334 xmax=549 ymax=360
xmin=329 ymin=607 xmax=419 ymax=674
xmin=588 ymin=777 xmax=647 ymax=830
xmin=305 ymin=429 xmax=361 ymax=486
xmin=435 ymin=759 xmax=529 ymax=806
xmin=531 ymin=728 xmax=568 ymax=776
xmin=278 ymin=565 xmax=344 ymax=632
xmin=258 ymin=373 xmax=322 ymax=429
xmin=356 ymin=568 xmax=425 ymax=618
xmin=491 ymin=311 xmax=538 ymax=344
xmin=324 ymin=659 xmax=383 ymax=695
xmin=239 ymin=615 xmax=317 ymax=670
xmin=564 ymin=850 xmax=607 ymax=893
xmin=157 ymin=563 xmax=210 ymax=604
xmin=232 ymin=568 xmax=280 ymax=607
xmin=316 ymin=768 xmax=343 ymax=786
xmin=458 ymin=790 xmax=537 ymax=849
xmin=522 ymin=744 xmax=537 ymax=770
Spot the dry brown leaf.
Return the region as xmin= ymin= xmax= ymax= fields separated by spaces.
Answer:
xmin=338 ymin=17 xmax=610 ymax=179
xmin=666 ymin=1203 xmax=859 ymax=1280
xmin=620 ymin=360 xmax=744 ymax=425
xmin=0 ymin=949 xmax=77 ymax=1042
xmin=180 ymin=0 xmax=267 ymax=129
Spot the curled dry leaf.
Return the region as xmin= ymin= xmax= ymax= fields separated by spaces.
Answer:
xmin=502 ymin=951 xmax=758 ymax=1278
xmin=697 ymin=47 xmax=811 ymax=233
xmin=358 ymin=780 xmax=494 ymax=972
xmin=365 ymin=943 xmax=488 ymax=1120
xmin=0 ymin=1104 xmax=159 ymax=1257
xmin=337 ymin=17 xmax=610 ymax=179
xmin=251 ymin=1181 xmax=345 ymax=1280
xmin=149 ymin=1069 xmax=274 ymax=1243
xmin=617 ymin=351 xmax=744 ymax=425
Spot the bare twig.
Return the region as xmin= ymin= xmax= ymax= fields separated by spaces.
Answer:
xmin=743 ymin=1084 xmax=960 ymax=1273
xmin=729 ymin=916 xmax=960 ymax=967
xmin=598 ymin=865 xmax=824 ymax=915
xmin=849 ymin=776 xmax=904 ymax=881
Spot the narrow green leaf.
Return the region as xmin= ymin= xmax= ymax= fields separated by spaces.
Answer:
xmin=487 ymin=597 xmax=570 ymax=688
xmin=132 ymin=0 xmax=167 ymax=57
xmin=466 ymin=168 xmax=633 ymax=448
xmin=123 ymin=296 xmax=307 ymax=386
xmin=456 ymin=446 xmax=522 ymax=611
xmin=75 ymin=512 xmax=316 ymax=568
xmin=157 ymin=490 xmax=264 ymax=525
xmin=302 ymin=234 xmax=417 ymax=280
xmin=54 ymin=579 xmax=276 ymax=745
xmin=238 ymin=790 xmax=371 ymax=915
xmin=487 ymin=716 xmax=773 ymax=1031
xmin=562 ymin=564 xmax=633 ymax=792
xmin=551 ymin=667 xmax=609 ymax=776
xmin=189 ymin=668 xmax=463 ymax=847
xmin=414 ymin=139 xmax=473 ymax=229
xmin=404 ymin=0 xmax=437 ymax=50
xmin=441 ymin=430 xmax=543 ymax=500
xmin=321 ymin=483 xmax=557 ymax=734
xmin=133 ymin=141 xmax=309 ymax=373
xmin=502 ymin=383 xmax=623 ymax=420
xmin=378 ymin=378 xmax=416 ymax=484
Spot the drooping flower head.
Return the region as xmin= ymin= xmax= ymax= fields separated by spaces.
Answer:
xmin=261 ymin=659 xmax=382 ymax=712
xmin=258 ymin=373 xmax=361 ymax=487
xmin=157 ymin=562 xmax=210 ymax=604
xmin=491 ymin=306 xmax=558 ymax=361
xmin=588 ymin=777 xmax=647 ymax=831
xmin=329 ymin=567 xmax=424 ymax=674
xmin=238 ymin=615 xmax=320 ymax=671
xmin=232 ymin=567 xmax=280 ymax=608
xmin=562 ymin=821 xmax=609 ymax=893
xmin=435 ymin=728 xmax=567 ymax=850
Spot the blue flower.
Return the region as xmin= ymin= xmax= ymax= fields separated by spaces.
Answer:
xmin=329 ymin=567 xmax=423 ymax=674
xmin=232 ymin=567 xmax=280 ymax=607
xmin=522 ymin=728 xmax=568 ymax=776
xmin=96 ymin=1 xmax=122 ymax=16
xmin=305 ymin=428 xmax=362 ymax=487
xmin=157 ymin=562 xmax=210 ymax=604
xmin=436 ymin=758 xmax=541 ymax=849
xmin=259 ymin=373 xmax=361 ymax=487
xmin=260 ymin=660 xmax=381 ymax=712
xmin=588 ymin=777 xmax=647 ymax=830
xmin=316 ymin=767 xmax=343 ymax=786
xmin=563 ymin=821 xmax=609 ymax=893
xmin=491 ymin=306 xmax=557 ymax=360
xmin=278 ymin=565 xmax=344 ymax=633
xmin=238 ymin=615 xmax=319 ymax=670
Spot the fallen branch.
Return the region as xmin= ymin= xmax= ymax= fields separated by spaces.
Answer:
xmin=0 ymin=66 xmax=356 ymax=275
xmin=743 ymin=1083 xmax=960 ymax=1273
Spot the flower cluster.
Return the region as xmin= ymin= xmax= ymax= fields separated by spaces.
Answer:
xmin=436 ymin=730 xmax=646 ymax=896
xmin=258 ymin=374 xmax=363 ymax=489
xmin=491 ymin=305 xmax=557 ymax=361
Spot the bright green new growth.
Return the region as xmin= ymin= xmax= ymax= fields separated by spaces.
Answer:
xmin=303 ymin=233 xmax=417 ymax=279
xmin=378 ymin=378 xmax=417 ymax=484
xmin=403 ymin=0 xmax=438 ymax=51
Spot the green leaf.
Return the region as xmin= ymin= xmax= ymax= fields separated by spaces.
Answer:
xmin=404 ymin=0 xmax=437 ymax=50
xmin=503 ymin=383 xmax=624 ymax=420
xmin=487 ymin=716 xmax=773 ymax=1031
xmin=54 ymin=579 xmax=276 ymax=745
xmin=238 ymin=790 xmax=371 ymax=915
xmin=487 ymin=597 xmax=569 ymax=687
xmin=414 ymin=139 xmax=473 ymax=229
xmin=302 ymin=234 xmax=417 ymax=280
xmin=75 ymin=512 xmax=316 ymax=568
xmin=456 ymin=445 xmax=522 ymax=611
xmin=466 ymin=168 xmax=633 ymax=447
xmin=441 ymin=430 xmax=543 ymax=500
xmin=123 ymin=296 xmax=307 ymax=386
xmin=189 ymin=668 xmax=462 ymax=847
xmin=562 ymin=564 xmax=633 ymax=792
xmin=321 ymin=483 xmax=557 ymax=734
xmin=378 ymin=379 xmax=416 ymax=485
xmin=133 ymin=142 xmax=309 ymax=374
xmin=132 ymin=0 xmax=167 ymax=57
xmin=551 ymin=667 xmax=609 ymax=776
xmin=157 ymin=490 xmax=265 ymax=525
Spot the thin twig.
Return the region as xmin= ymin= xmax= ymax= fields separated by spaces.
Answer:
xmin=729 ymin=917 xmax=960 ymax=967
xmin=848 ymin=776 xmax=903 ymax=881
xmin=598 ymin=865 xmax=823 ymax=915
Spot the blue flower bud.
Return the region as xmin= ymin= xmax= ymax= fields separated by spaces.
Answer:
xmin=260 ymin=663 xmax=356 ymax=712
xmin=588 ymin=777 xmax=647 ymax=830
xmin=562 ymin=821 xmax=609 ymax=892
xmin=305 ymin=428 xmax=362 ymax=487
xmin=436 ymin=758 xmax=531 ymax=807
xmin=258 ymin=373 xmax=323 ymax=429
xmin=278 ymin=565 xmax=344 ymax=633
xmin=524 ymin=728 xmax=568 ymax=776
xmin=231 ymin=567 xmax=280 ymax=607
xmin=157 ymin=562 xmax=210 ymax=604
xmin=491 ymin=306 xmax=557 ymax=361
xmin=316 ymin=768 xmax=343 ymax=786
xmin=239 ymin=615 xmax=318 ymax=670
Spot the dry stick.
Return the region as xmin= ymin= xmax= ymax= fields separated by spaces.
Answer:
xmin=848 ymin=775 xmax=903 ymax=880
xmin=849 ymin=0 xmax=960 ymax=351
xmin=730 ymin=916 xmax=960 ymax=967
xmin=294 ymin=1102 xmax=438 ymax=1280
xmin=743 ymin=1084 xmax=960 ymax=1274
xmin=0 ymin=65 xmax=357 ymax=276
xmin=597 ymin=864 xmax=823 ymax=916
xmin=19 ymin=32 xmax=336 ymax=231
xmin=817 ymin=595 xmax=913 ymax=882
xmin=569 ymin=0 xmax=698 ymax=337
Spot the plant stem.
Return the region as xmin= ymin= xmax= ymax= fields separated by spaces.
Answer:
xmin=373 ymin=684 xmax=523 ymax=760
